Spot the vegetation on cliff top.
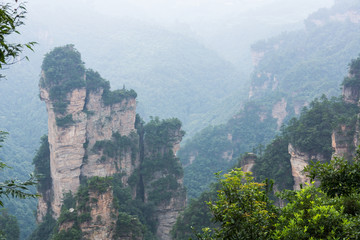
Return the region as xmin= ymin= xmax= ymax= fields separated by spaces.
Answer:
xmin=40 ymin=46 xmax=137 ymax=119
xmin=85 ymin=69 xmax=137 ymax=106
xmin=342 ymin=55 xmax=360 ymax=87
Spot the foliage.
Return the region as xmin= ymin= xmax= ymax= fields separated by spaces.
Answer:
xmin=85 ymin=68 xmax=137 ymax=104
xmin=190 ymin=161 xmax=360 ymax=240
xmin=254 ymin=136 xmax=293 ymax=191
xmin=284 ymin=95 xmax=358 ymax=160
xmin=27 ymin=213 xmax=56 ymax=240
xmin=305 ymin=150 xmax=360 ymax=198
xmin=32 ymin=135 xmax=51 ymax=193
xmin=102 ymin=88 xmax=137 ymax=106
xmin=87 ymin=176 xmax=112 ymax=194
xmin=0 ymin=209 xmax=19 ymax=240
xmin=40 ymin=45 xmax=85 ymax=114
xmin=180 ymin=100 xmax=278 ymax=199
xmin=141 ymin=150 xmax=183 ymax=182
xmin=55 ymin=114 xmax=75 ymax=128
xmin=92 ymin=131 xmax=138 ymax=162
xmin=114 ymin=212 xmax=145 ymax=240
xmin=112 ymin=174 xmax=158 ymax=239
xmin=254 ymin=95 xmax=358 ymax=192
xmin=0 ymin=2 xmax=38 ymax=238
xmin=0 ymin=2 xmax=35 ymax=78
xmin=51 ymin=227 xmax=82 ymax=240
xmin=144 ymin=117 xmax=184 ymax=149
xmin=171 ymin=185 xmax=219 ymax=240
xmin=85 ymin=69 xmax=110 ymax=92
xmin=40 ymin=44 xmax=85 ymax=90
xmin=274 ymin=185 xmax=349 ymax=239
xmin=142 ymin=117 xmax=184 ymax=181
xmin=0 ymin=131 xmax=38 ymax=207
xmin=342 ymin=55 xmax=360 ymax=87
xmin=194 ymin=169 xmax=277 ymax=240
xmin=148 ymin=175 xmax=179 ymax=205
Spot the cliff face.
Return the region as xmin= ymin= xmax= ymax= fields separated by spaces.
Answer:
xmin=288 ymin=144 xmax=325 ymax=190
xmin=35 ymin=45 xmax=186 ymax=240
xmin=39 ymin=86 xmax=137 ymax=220
xmin=343 ymin=85 xmax=360 ymax=104
xmin=240 ymin=154 xmax=256 ymax=173
xmin=141 ymin=119 xmax=186 ymax=240
xmin=40 ymin=87 xmax=88 ymax=218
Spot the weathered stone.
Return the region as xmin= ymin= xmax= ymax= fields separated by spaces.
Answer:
xmin=80 ymin=189 xmax=117 ymax=240
xmin=288 ymin=143 xmax=325 ymax=190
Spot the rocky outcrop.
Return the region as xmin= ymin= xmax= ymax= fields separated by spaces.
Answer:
xmin=272 ymin=98 xmax=287 ymax=130
xmin=81 ymin=88 xmax=137 ymax=179
xmin=39 ymin=85 xmax=137 ymax=219
xmin=40 ymin=87 xmax=88 ymax=218
xmin=330 ymin=11 xmax=360 ymax=24
xmin=332 ymin=124 xmax=355 ymax=159
xmin=155 ymin=192 xmax=186 ymax=240
xmin=288 ymin=144 xmax=325 ymax=190
xmin=249 ymin=72 xmax=278 ymax=99
xmin=142 ymin=121 xmax=186 ymax=240
xmin=80 ymin=189 xmax=117 ymax=240
xmin=36 ymin=46 xmax=186 ymax=239
xmin=309 ymin=9 xmax=360 ymax=27
xmin=251 ymin=51 xmax=265 ymax=67
xmin=240 ymin=153 xmax=256 ymax=173
xmin=343 ymin=85 xmax=360 ymax=104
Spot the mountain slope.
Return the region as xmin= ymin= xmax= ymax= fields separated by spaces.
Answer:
xmin=180 ymin=0 xmax=360 ymax=199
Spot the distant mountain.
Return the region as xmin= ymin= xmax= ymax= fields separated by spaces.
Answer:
xmin=179 ymin=0 xmax=360 ymax=199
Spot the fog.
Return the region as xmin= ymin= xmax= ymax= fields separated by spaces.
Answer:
xmin=0 ymin=1 xmax=342 ymax=238
xmin=26 ymin=0 xmax=334 ymax=69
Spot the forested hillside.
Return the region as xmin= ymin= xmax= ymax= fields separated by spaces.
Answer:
xmin=179 ymin=0 xmax=360 ymax=200
xmin=173 ymin=55 xmax=360 ymax=240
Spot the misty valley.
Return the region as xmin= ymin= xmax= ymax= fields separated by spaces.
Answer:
xmin=1 ymin=0 xmax=360 ymax=239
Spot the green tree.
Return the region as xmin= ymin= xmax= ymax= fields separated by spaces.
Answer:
xmin=0 ymin=1 xmax=38 ymax=207
xmin=195 ymin=168 xmax=277 ymax=240
xmin=305 ymin=153 xmax=360 ymax=198
xmin=0 ymin=131 xmax=38 ymax=207
xmin=274 ymin=185 xmax=349 ymax=239
xmin=0 ymin=209 xmax=20 ymax=240
xmin=0 ymin=1 xmax=35 ymax=78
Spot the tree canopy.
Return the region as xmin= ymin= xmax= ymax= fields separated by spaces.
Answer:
xmin=0 ymin=2 xmax=35 ymax=78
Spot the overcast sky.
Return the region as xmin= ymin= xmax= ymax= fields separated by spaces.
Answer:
xmin=87 ymin=0 xmax=334 ymax=25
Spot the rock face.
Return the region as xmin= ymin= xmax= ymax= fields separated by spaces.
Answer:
xmin=142 ymin=120 xmax=186 ymax=240
xmin=35 ymin=46 xmax=186 ymax=240
xmin=40 ymin=87 xmax=88 ymax=218
xmin=343 ymin=85 xmax=360 ymax=104
xmin=331 ymin=124 xmax=357 ymax=160
xmin=272 ymin=98 xmax=287 ymax=130
xmin=248 ymin=72 xmax=278 ymax=99
xmin=39 ymin=86 xmax=137 ymax=220
xmin=288 ymin=143 xmax=325 ymax=190
xmin=80 ymin=189 xmax=117 ymax=240
xmin=240 ymin=153 xmax=256 ymax=173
